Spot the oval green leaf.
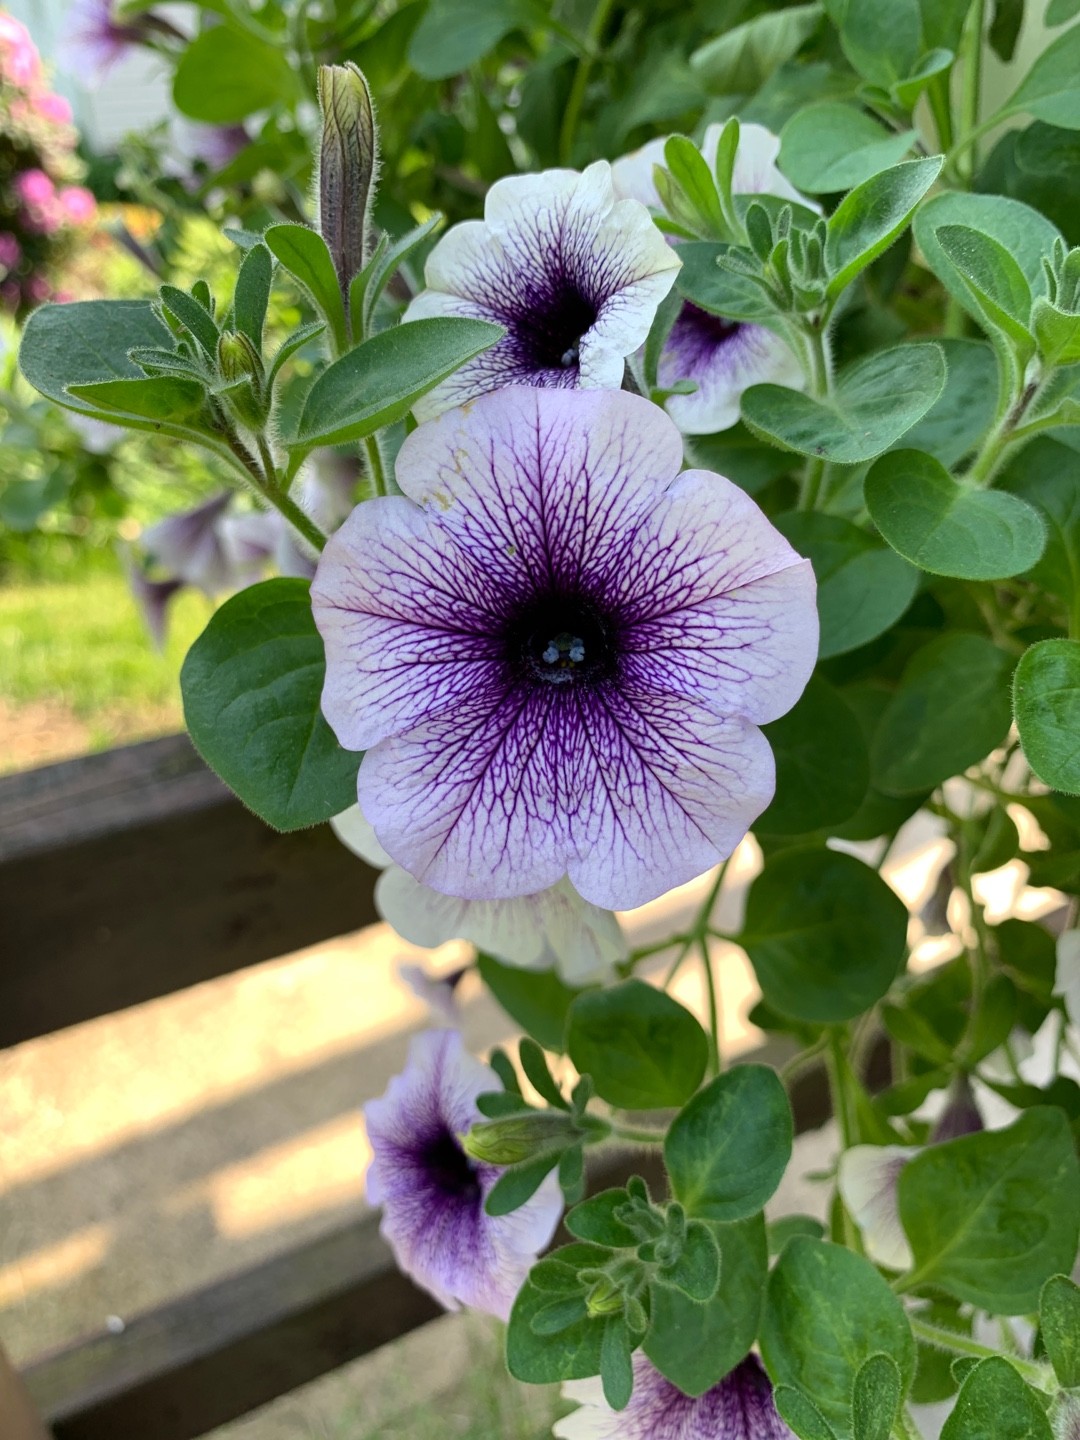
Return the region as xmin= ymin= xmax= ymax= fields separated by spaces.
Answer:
xmin=665 ymin=1065 xmax=793 ymax=1222
xmin=180 ymin=578 xmax=361 ymax=831
xmin=1013 ymin=638 xmax=1080 ymax=794
xmin=740 ymin=848 xmax=908 ymax=1023
xmin=872 ymin=633 xmax=1014 ymax=794
xmin=566 ymin=979 xmax=707 ymax=1110
xmin=866 ymin=448 xmax=1047 ymax=580
xmin=779 ymin=103 xmax=915 ymax=193
xmin=173 ymin=27 xmax=296 ymax=123
xmin=759 ymin=675 xmax=871 ymax=833
xmin=774 ymin=512 xmax=919 ymax=658
xmin=940 ymin=1358 xmax=1053 ymax=1440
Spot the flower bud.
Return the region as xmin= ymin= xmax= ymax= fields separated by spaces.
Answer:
xmin=217 ymin=330 xmax=262 ymax=385
xmin=317 ymin=62 xmax=378 ymax=307
xmin=461 ymin=1110 xmax=578 ymax=1166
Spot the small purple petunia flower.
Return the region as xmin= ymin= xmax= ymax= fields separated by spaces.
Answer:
xmin=364 ymin=1029 xmax=562 ymax=1318
xmin=312 ymin=386 xmax=816 ymax=910
xmin=612 ymin=123 xmax=812 ymax=436
xmin=556 ymin=1353 xmax=797 ymax=1439
xmin=402 ymin=162 xmax=680 ymax=421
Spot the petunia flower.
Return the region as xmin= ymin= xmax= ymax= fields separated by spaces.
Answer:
xmin=58 ymin=0 xmax=154 ymax=85
xmin=401 ymin=163 xmax=680 ymax=422
xmin=364 ymin=1028 xmax=562 ymax=1318
xmin=397 ymin=961 xmax=465 ymax=1025
xmin=836 ymin=1144 xmax=918 ymax=1272
xmin=611 ymin=122 xmax=809 ymax=435
xmin=140 ymin=492 xmax=241 ymax=596
xmin=331 ymin=803 xmax=625 ymax=984
xmin=312 ymin=385 xmax=816 ymax=910
xmin=555 ymin=1352 xmax=797 ymax=1439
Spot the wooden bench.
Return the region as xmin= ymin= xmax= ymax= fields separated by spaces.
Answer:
xmin=0 ymin=735 xmax=867 ymax=1438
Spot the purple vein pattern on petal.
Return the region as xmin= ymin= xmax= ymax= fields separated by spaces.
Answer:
xmin=312 ymin=386 xmax=817 ymax=909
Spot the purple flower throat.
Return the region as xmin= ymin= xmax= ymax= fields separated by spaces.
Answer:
xmin=505 ymin=589 xmax=616 ymax=688
xmin=421 ymin=1126 xmax=483 ymax=1203
xmin=513 ymin=276 xmax=598 ymax=371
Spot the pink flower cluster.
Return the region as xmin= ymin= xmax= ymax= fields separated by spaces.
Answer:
xmin=0 ymin=9 xmax=96 ymax=314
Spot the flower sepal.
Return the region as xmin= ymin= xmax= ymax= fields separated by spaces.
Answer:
xmin=462 ymin=1109 xmax=589 ymax=1167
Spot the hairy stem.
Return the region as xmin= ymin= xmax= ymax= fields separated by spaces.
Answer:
xmin=907 ymin=1318 xmax=1051 ymax=1388
xmin=558 ymin=0 xmax=617 ymax=166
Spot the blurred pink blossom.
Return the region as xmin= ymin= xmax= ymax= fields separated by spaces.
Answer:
xmin=32 ymin=91 xmax=74 ymax=125
xmin=0 ymin=12 xmax=41 ymax=87
xmin=0 ymin=234 xmax=21 ymax=271
xmin=59 ymin=186 xmax=96 ymax=225
xmin=15 ymin=169 xmax=55 ymax=208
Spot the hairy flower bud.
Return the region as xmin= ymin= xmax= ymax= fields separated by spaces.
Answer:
xmin=317 ymin=62 xmax=378 ymax=309
xmin=462 ymin=1110 xmax=579 ymax=1166
xmin=217 ymin=330 xmax=262 ymax=384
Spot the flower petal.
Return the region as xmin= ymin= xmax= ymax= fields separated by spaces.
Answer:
xmin=615 ymin=467 xmax=818 ymax=724
xmin=393 ymin=385 xmax=685 ymax=598
xmin=312 ymin=495 xmax=508 ymax=751
xmin=837 ymin=1144 xmax=917 ymax=1271
xmin=660 ymin=318 xmax=806 ymax=435
xmin=331 ymin=803 xmax=393 ymax=867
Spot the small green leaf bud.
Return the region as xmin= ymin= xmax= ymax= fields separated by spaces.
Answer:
xmin=461 ymin=1110 xmax=578 ymax=1166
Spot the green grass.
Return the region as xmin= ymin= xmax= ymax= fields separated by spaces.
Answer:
xmin=0 ymin=562 xmax=211 ymax=723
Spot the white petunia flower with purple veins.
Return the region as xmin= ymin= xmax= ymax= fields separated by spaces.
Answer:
xmin=556 ymin=1352 xmax=797 ymax=1440
xmin=401 ymin=162 xmax=680 ymax=422
xmin=364 ymin=1028 xmax=562 ymax=1319
xmin=332 ymin=804 xmax=625 ymax=984
xmin=612 ymin=122 xmax=811 ymax=435
xmin=312 ymin=385 xmax=817 ymax=911
xmin=58 ymin=0 xmax=153 ymax=85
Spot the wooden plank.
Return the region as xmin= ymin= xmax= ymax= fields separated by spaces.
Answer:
xmin=21 ymin=1045 xmax=874 ymax=1440
xmin=0 ymin=1345 xmax=53 ymax=1440
xmin=0 ymin=736 xmax=377 ymax=1048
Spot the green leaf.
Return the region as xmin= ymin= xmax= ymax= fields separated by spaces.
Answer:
xmin=233 ymin=243 xmax=273 ymax=348
xmin=19 ymin=299 xmax=177 ymax=424
xmin=566 ymin=979 xmax=707 ymax=1110
xmin=935 ymin=225 xmax=1035 ymax=355
xmin=485 ymin=1152 xmax=561 ymax=1217
xmin=940 ymin=1358 xmax=1053 ymax=1440
xmin=173 ymin=26 xmax=296 ymax=123
xmin=891 ymin=48 xmax=955 ymax=111
xmin=507 ymin=1243 xmax=609 ymax=1383
xmin=865 ymin=449 xmax=1047 ymax=580
xmin=159 ymin=284 xmax=220 ymax=357
xmin=852 ymin=1354 xmax=902 ymax=1440
xmin=872 ymin=634 xmax=1014 ymax=795
xmin=660 ymin=1221 xmax=721 ymax=1303
xmin=768 ymin=1215 xmax=826 ymax=1254
xmin=1003 ymin=437 xmax=1080 ymax=604
xmin=760 ymin=1238 xmax=916 ymax=1439
xmin=67 ymin=376 xmax=206 ymax=424
xmin=265 ymin=224 xmax=347 ymax=355
xmin=644 ymin=1213 xmax=768 ymax=1396
xmin=359 ymin=214 xmax=443 ymax=336
xmin=834 ymin=0 xmax=921 ymax=88
xmin=776 ymin=1386 xmax=840 ymax=1440
xmin=1014 ymin=638 xmax=1080 ymax=794
xmin=689 ymin=4 xmax=823 ymax=94
xmin=774 ymin=513 xmax=919 ymax=658
xmin=1031 ymin=296 xmax=1080 ymax=365
xmin=665 ymin=1064 xmax=792 ymax=1222
xmin=564 ymin=1188 xmax=641 ymax=1248
xmin=663 ymin=134 xmax=727 ymax=239
xmin=759 ymin=676 xmax=870 ymax=833
xmin=988 ymin=0 xmax=1024 ymax=60
xmin=742 ymin=343 xmax=945 ymax=464
xmin=180 ymin=578 xmax=360 ymax=831
xmin=999 ymin=21 xmax=1080 ymax=128
xmin=518 ymin=1037 xmax=568 ymax=1110
xmin=913 ymin=193 xmax=1063 ymax=325
xmin=599 ymin=1314 xmax=634 ymax=1410
xmin=897 ymin=338 xmax=998 ymax=469
xmin=1039 ymin=1274 xmax=1080 ymax=1388
xmin=407 ymin=0 xmax=540 ymax=80
xmin=779 ymin=104 xmax=915 ymax=193
xmin=824 ymin=157 xmax=943 ymax=299
xmin=676 ymin=241 xmax=780 ymax=325
xmin=690 ymin=423 xmax=797 ymax=496
xmin=898 ymin=1108 xmax=1080 ymax=1313
xmin=476 ymin=953 xmax=586 ymax=1053
xmin=740 ymin=848 xmax=908 ymax=1023
xmin=266 ymin=320 xmax=326 ymax=394
xmin=292 ymin=318 xmax=503 ymax=449
xmin=1048 ymin=0 xmax=1080 ymax=23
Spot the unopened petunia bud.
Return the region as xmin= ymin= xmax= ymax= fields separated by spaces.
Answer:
xmin=317 ymin=62 xmax=378 ymax=310
xmin=217 ymin=330 xmax=262 ymax=384
xmin=462 ymin=1110 xmax=578 ymax=1166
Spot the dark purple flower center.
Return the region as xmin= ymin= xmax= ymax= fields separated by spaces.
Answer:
xmin=682 ymin=302 xmax=741 ymax=346
xmin=513 ymin=279 xmax=598 ymax=371
xmin=420 ymin=1127 xmax=482 ymax=1203
xmin=504 ymin=590 xmax=616 ymax=688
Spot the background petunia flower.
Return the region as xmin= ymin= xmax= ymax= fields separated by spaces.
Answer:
xmin=556 ymin=1353 xmax=797 ymax=1439
xmin=313 ymin=386 xmax=816 ymax=911
xmin=402 ymin=162 xmax=680 ymax=421
xmin=837 ymin=1143 xmax=918 ymax=1272
xmin=58 ymin=0 xmax=151 ymax=85
xmin=331 ymin=803 xmax=624 ymax=984
xmin=612 ymin=122 xmax=810 ymax=435
xmin=364 ymin=1029 xmax=562 ymax=1318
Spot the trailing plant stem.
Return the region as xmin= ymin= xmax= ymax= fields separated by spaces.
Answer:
xmin=957 ymin=0 xmax=986 ymax=186
xmin=964 ymin=375 xmax=1042 ymax=486
xmin=364 ymin=432 xmax=389 ymax=496
xmin=222 ymin=434 xmax=328 ymax=552
xmin=908 ymin=1318 xmax=1051 ymax=1388
xmin=559 ymin=0 xmax=617 ymax=165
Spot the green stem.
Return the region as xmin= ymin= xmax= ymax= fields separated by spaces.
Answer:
xmin=956 ymin=0 xmax=986 ymax=186
xmin=558 ymin=0 xmax=617 ymax=166
xmin=363 ymin=432 xmax=389 ymax=497
xmin=610 ymin=1121 xmax=668 ymax=1145
xmin=964 ymin=375 xmax=1043 ymax=487
xmin=700 ymin=937 xmax=721 ymax=1077
xmin=907 ymin=1318 xmax=1051 ymax=1388
xmin=779 ymin=1034 xmax=829 ymax=1084
xmin=222 ymin=434 xmax=328 ymax=553
xmin=797 ymin=320 xmax=832 ymax=510
xmin=825 ymin=1031 xmax=863 ymax=1251
xmin=893 ymin=1406 xmax=924 ymax=1440
xmin=927 ymin=72 xmax=954 ymax=154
